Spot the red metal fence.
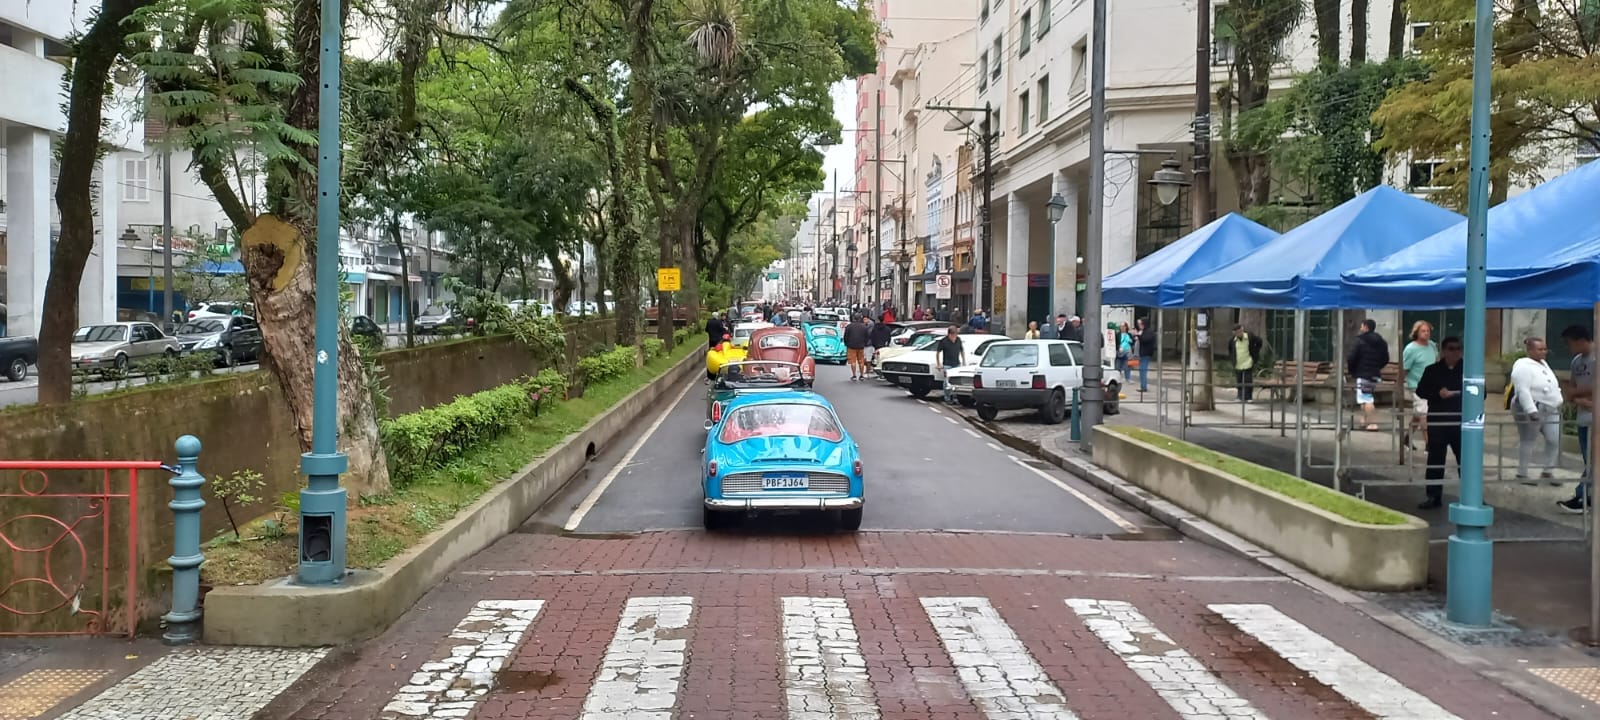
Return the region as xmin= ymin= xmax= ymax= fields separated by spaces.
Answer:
xmin=0 ymin=460 xmax=163 ymax=637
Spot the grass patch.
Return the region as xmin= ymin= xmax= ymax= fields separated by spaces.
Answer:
xmin=1110 ymin=425 xmax=1410 ymax=526
xmin=201 ymin=340 xmax=701 ymax=586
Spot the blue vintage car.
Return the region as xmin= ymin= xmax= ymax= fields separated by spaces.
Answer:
xmin=803 ymin=322 xmax=847 ymax=364
xmin=702 ymin=390 xmax=864 ymax=532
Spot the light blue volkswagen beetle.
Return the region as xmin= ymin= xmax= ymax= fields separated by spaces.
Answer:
xmin=802 ymin=322 xmax=847 ymax=364
xmin=702 ymin=389 xmax=864 ymax=532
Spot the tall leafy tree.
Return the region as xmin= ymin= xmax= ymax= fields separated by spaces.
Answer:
xmin=37 ymin=0 xmax=156 ymax=405
xmin=1217 ymin=0 xmax=1304 ymax=211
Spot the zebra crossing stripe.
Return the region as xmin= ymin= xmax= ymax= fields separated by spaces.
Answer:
xmin=781 ymin=597 xmax=879 ymax=720
xmin=920 ymin=597 xmax=1079 ymax=720
xmin=1066 ymin=599 xmax=1265 ymax=719
xmin=1210 ymin=603 xmax=1461 ymax=720
xmin=382 ymin=599 xmax=544 ymax=719
xmin=579 ymin=596 xmax=695 ymax=720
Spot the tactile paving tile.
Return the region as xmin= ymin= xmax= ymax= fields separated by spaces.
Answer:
xmin=0 ymin=668 xmax=112 ymax=720
xmin=1529 ymin=666 xmax=1600 ymax=703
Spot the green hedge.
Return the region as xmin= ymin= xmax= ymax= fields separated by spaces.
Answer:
xmin=577 ymin=344 xmax=639 ymax=385
xmin=382 ymin=382 xmax=534 ymax=483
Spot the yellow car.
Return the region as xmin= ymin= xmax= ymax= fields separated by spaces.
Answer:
xmin=706 ymin=340 xmax=748 ymax=378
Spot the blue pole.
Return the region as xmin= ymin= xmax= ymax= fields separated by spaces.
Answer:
xmin=1446 ymin=0 xmax=1496 ymax=626
xmin=297 ymin=0 xmax=349 ymax=585
xmin=162 ymin=435 xmax=204 ymax=645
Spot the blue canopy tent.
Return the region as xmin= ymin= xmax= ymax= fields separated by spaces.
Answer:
xmin=1103 ymin=213 xmax=1280 ymax=308
xmin=1182 ymin=186 xmax=1463 ymax=479
xmin=1184 ymin=185 xmax=1465 ymax=309
xmin=1340 ymin=159 xmax=1600 ymax=309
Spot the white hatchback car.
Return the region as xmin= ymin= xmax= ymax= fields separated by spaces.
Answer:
xmin=971 ymin=339 xmax=1123 ymax=423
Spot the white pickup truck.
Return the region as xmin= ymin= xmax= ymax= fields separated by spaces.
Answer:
xmin=971 ymin=339 xmax=1123 ymax=423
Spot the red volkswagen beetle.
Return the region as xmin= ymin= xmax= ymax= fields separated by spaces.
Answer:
xmin=746 ymin=325 xmax=816 ymax=386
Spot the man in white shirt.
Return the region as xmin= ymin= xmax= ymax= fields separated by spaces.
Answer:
xmin=1510 ymin=337 xmax=1564 ymax=481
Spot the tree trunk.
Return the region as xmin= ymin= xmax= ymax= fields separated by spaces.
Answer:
xmin=1313 ymin=0 xmax=1341 ymax=67
xmin=393 ymin=217 xmax=415 ymax=348
xmin=1350 ymin=0 xmax=1369 ymax=65
xmin=550 ymin=247 xmax=575 ymax=309
xmin=676 ymin=211 xmax=702 ymax=320
xmin=1388 ymin=0 xmax=1408 ymax=59
xmin=38 ymin=0 xmax=151 ymax=405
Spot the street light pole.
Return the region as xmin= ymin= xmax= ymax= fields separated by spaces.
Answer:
xmin=161 ymin=147 xmax=174 ymax=326
xmin=1046 ymin=193 xmax=1067 ymax=326
xmin=875 ymin=83 xmax=885 ymax=309
xmin=297 ymin=0 xmax=350 ymax=586
xmin=1446 ymin=0 xmax=1496 ymax=627
xmin=1079 ymin=0 xmax=1109 ymax=445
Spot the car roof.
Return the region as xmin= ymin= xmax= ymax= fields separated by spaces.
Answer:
xmin=722 ymin=388 xmax=834 ymax=411
xmin=734 ymin=322 xmax=773 ymax=330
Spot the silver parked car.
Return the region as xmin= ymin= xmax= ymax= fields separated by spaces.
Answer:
xmin=71 ymin=322 xmax=180 ymax=373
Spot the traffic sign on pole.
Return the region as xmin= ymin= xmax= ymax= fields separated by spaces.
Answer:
xmin=657 ymin=268 xmax=682 ymax=292
xmin=935 ymin=274 xmax=952 ymax=299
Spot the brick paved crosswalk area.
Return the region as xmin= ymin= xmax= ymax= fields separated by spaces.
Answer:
xmin=272 ymin=532 xmax=1548 ymax=720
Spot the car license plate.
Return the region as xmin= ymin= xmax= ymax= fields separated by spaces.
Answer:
xmin=762 ymin=473 xmax=809 ymax=490
xmin=896 ymin=376 xmax=911 ymax=386
xmin=996 ymin=379 xmax=1018 ymax=388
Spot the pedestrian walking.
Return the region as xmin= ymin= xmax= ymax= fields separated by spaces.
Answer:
xmin=1065 ymin=315 xmax=1084 ymax=342
xmin=1346 ymin=318 xmax=1390 ymax=432
xmin=1023 ymin=321 xmax=1040 ymax=339
xmin=1510 ymin=336 xmax=1564 ymax=482
xmin=1415 ymin=337 xmax=1464 ymax=510
xmin=1560 ymin=325 xmax=1594 ymax=513
xmin=967 ymin=309 xmax=988 ymax=333
xmin=1401 ymin=321 xmax=1438 ymax=450
xmin=842 ymin=314 xmax=870 ymax=381
xmin=1136 ymin=317 xmax=1156 ymax=393
xmin=933 ymin=326 xmax=966 ymax=404
xmin=1040 ymin=314 xmax=1064 ymax=339
xmin=1228 ymin=324 xmax=1263 ymax=402
xmin=1114 ymin=322 xmax=1134 ymax=380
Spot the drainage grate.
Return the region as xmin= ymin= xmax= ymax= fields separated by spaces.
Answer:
xmin=1529 ymin=666 xmax=1600 ymax=703
xmin=0 ymin=668 xmax=112 ymax=720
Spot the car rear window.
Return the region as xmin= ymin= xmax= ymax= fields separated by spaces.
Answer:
xmin=758 ymin=334 xmax=800 ymax=349
xmin=809 ymin=326 xmax=838 ymax=337
xmin=718 ymin=403 xmax=843 ymax=443
xmin=908 ymin=333 xmax=941 ymax=349
xmin=981 ymin=344 xmax=1039 ymax=368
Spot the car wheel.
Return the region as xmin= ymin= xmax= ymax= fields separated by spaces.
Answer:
xmin=702 ymin=507 xmax=731 ymax=532
xmin=957 ymin=395 xmax=975 ymax=408
xmin=838 ymin=508 xmax=863 ymax=532
xmin=907 ymin=385 xmax=931 ymax=398
xmin=165 ymin=348 xmax=179 ymax=360
xmin=1105 ymin=382 xmax=1121 ymax=415
xmin=113 ymin=354 xmax=130 ymax=373
xmin=6 ymin=357 xmax=27 ymax=382
xmin=220 ymin=345 xmax=236 ymax=367
xmin=977 ymin=402 xmax=999 ymax=421
xmin=1038 ymin=388 xmax=1066 ymax=425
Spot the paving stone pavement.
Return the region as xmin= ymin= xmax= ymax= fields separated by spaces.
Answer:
xmin=52 ymin=647 xmax=326 ymax=720
xmin=262 ymin=531 xmax=1553 ymax=720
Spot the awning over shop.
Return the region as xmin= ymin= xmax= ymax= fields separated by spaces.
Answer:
xmin=1341 ymin=160 xmax=1600 ymax=309
xmin=1102 ymin=213 xmax=1278 ymax=308
xmin=1184 ymin=185 xmax=1463 ymax=309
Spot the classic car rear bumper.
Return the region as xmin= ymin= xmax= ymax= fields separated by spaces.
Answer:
xmin=704 ymin=497 xmax=863 ymax=511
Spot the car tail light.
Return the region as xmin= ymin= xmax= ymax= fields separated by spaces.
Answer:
xmin=1032 ymin=375 xmax=1046 ymax=390
xmin=973 ymin=374 xmax=983 ymax=389
xmin=710 ymin=401 xmax=723 ymax=422
xmin=853 ymin=459 xmax=863 ymax=476
xmin=707 ymin=460 xmax=718 ymax=478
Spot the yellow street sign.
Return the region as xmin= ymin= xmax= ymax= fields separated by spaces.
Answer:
xmin=657 ymin=267 xmax=681 ymax=292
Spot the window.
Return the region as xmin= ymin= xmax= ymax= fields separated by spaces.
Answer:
xmin=1065 ymin=342 xmax=1084 ymax=365
xmin=1070 ymin=40 xmax=1088 ymax=96
xmin=991 ymin=36 xmax=1003 ymax=78
xmin=980 ymin=0 xmax=989 ymax=22
xmin=1036 ymin=76 xmax=1050 ymax=126
xmin=1018 ymin=91 xmax=1031 ymax=135
xmin=123 ymin=158 xmax=149 ymax=201
xmin=978 ymin=51 xmax=988 ymax=91
xmin=1039 ymin=0 xmax=1052 ymax=35
xmin=1407 ymin=22 xmax=1433 ymax=55
xmin=718 ymin=403 xmax=843 ymax=443
xmin=1021 ymin=12 xmax=1032 ymax=55
xmin=1408 ymin=160 xmax=1445 ymax=191
xmin=1048 ymin=343 xmax=1072 ymax=367
xmin=981 ymin=344 xmax=1039 ymax=368
xmin=1213 ymin=5 xmax=1238 ymax=65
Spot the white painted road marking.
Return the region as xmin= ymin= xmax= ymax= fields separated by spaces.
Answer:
xmin=946 ymin=416 xmax=960 ymax=425
xmin=963 ymin=428 xmax=982 ymax=439
xmin=1066 ymin=599 xmax=1264 ymax=719
xmin=986 ymin=442 xmax=1005 ymax=452
xmin=1009 ymin=458 xmax=1140 ymax=534
xmin=781 ymin=597 xmax=879 ymax=720
xmin=580 ymin=596 xmax=695 ymax=720
xmin=1210 ymin=603 xmax=1462 ymax=719
xmin=565 ymin=378 xmax=697 ymax=530
xmin=920 ymin=597 xmax=1078 ymax=719
xmin=382 ymin=600 xmax=544 ymax=718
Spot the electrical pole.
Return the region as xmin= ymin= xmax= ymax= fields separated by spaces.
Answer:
xmin=980 ymin=102 xmax=994 ymax=313
xmin=161 ymin=147 xmax=174 ymax=326
xmin=1080 ymin=0 xmax=1109 ymax=444
xmin=832 ymin=174 xmax=840 ymax=304
xmin=875 ymin=77 xmax=885 ymax=311
xmin=1191 ymin=0 xmax=1217 ymax=410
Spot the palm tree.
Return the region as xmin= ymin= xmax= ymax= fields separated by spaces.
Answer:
xmin=684 ymin=0 xmax=745 ymax=71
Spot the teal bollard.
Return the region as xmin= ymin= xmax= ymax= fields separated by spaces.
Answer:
xmin=163 ymin=435 xmax=204 ymax=645
xmin=1070 ymin=388 xmax=1082 ymax=442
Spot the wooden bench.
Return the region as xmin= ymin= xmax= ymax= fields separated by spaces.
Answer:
xmin=1253 ymin=361 xmax=1333 ymax=402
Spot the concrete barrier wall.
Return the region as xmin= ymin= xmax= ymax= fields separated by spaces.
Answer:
xmin=1091 ymin=426 xmax=1430 ymax=590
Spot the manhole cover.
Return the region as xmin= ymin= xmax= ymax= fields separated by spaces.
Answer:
xmin=0 ymin=668 xmax=111 ymax=720
xmin=1528 ymin=667 xmax=1600 ymax=703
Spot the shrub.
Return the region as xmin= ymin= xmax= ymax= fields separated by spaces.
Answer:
xmin=643 ymin=337 xmax=665 ymax=359
xmin=577 ymin=344 xmax=639 ymax=385
xmin=674 ymin=326 xmax=696 ymax=347
xmin=381 ymin=382 xmax=533 ymax=482
xmin=525 ymin=368 xmax=568 ymax=416
xmin=508 ymin=306 xmax=566 ymax=364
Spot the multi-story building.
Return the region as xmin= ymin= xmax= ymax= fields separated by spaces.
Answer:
xmin=1 ymin=2 xmax=143 ymax=337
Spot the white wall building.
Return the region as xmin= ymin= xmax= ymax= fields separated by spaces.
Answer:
xmin=1 ymin=1 xmax=143 ymax=337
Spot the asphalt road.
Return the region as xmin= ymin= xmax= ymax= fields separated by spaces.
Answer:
xmin=537 ymin=362 xmax=1153 ymax=536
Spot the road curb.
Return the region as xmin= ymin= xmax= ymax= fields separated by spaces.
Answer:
xmin=202 ymin=345 xmax=706 ymax=647
xmin=952 ymin=409 xmax=1597 ymax=720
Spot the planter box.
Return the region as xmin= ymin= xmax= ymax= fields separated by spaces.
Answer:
xmin=1091 ymin=426 xmax=1429 ymax=591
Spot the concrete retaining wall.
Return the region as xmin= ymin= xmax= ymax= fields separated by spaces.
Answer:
xmin=201 ymin=347 xmax=703 ymax=647
xmin=1091 ymin=425 xmax=1430 ymax=590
